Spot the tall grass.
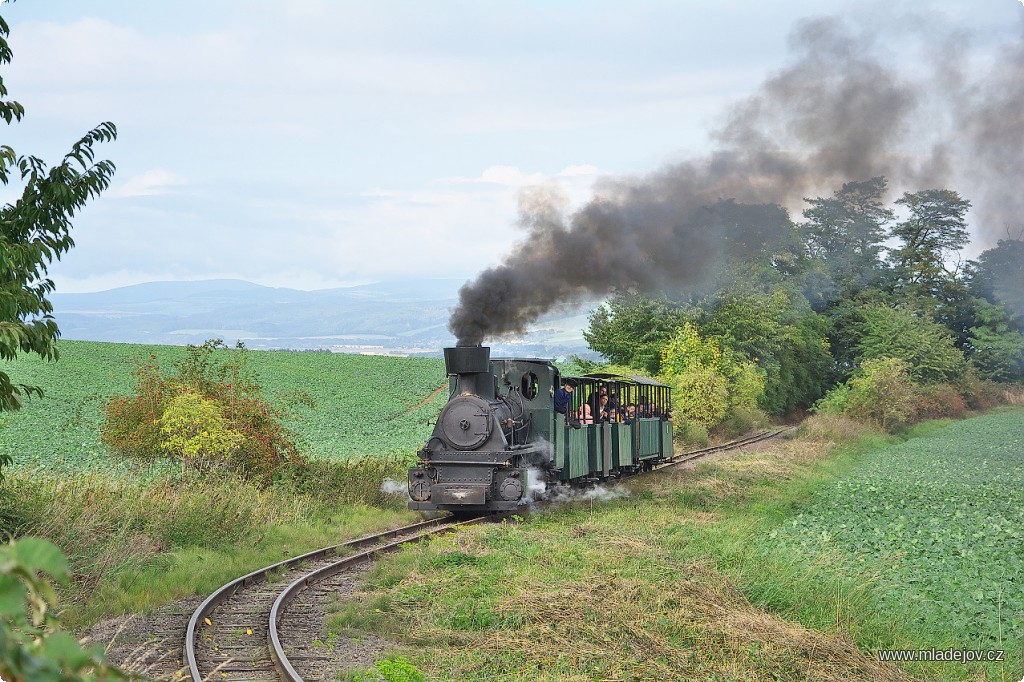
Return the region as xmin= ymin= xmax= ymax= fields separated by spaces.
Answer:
xmin=0 ymin=456 xmax=416 ymax=626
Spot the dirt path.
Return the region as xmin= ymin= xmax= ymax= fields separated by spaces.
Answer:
xmin=401 ymin=381 xmax=448 ymax=415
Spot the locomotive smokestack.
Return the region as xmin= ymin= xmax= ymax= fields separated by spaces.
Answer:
xmin=444 ymin=345 xmax=491 ymax=376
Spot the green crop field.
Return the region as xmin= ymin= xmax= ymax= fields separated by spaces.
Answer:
xmin=775 ymin=410 xmax=1024 ymax=653
xmin=0 ymin=340 xmax=449 ymax=472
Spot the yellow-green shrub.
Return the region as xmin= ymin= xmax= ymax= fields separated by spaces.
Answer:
xmin=158 ymin=392 xmax=245 ymax=472
xmin=660 ymin=322 xmax=766 ymax=429
xmin=101 ymin=340 xmax=305 ymax=483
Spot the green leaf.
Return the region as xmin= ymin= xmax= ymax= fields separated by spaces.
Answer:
xmin=8 ymin=537 xmax=69 ymax=579
xmin=41 ymin=630 xmax=93 ymax=670
xmin=0 ymin=573 xmax=27 ymax=618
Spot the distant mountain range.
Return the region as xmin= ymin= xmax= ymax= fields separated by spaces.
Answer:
xmin=51 ymin=278 xmax=596 ymax=358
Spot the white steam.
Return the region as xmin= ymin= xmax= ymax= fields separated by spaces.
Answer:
xmin=381 ymin=479 xmax=407 ymax=496
xmin=522 ymin=466 xmax=631 ymax=509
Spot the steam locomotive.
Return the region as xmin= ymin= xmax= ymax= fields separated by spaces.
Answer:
xmin=407 ymin=345 xmax=673 ymax=514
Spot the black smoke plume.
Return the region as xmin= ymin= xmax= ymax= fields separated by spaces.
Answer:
xmin=450 ymin=13 xmax=1024 ymax=346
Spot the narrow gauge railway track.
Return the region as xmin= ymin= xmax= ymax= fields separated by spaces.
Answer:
xmin=184 ymin=516 xmax=489 ymax=682
xmin=183 ymin=428 xmax=791 ymax=681
xmin=656 ymin=426 xmax=796 ymax=470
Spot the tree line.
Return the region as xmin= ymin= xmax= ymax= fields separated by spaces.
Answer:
xmin=583 ymin=178 xmax=1024 ymax=436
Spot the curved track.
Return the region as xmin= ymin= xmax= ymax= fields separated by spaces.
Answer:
xmin=184 ymin=517 xmax=487 ymax=682
xmin=182 ymin=427 xmax=792 ymax=681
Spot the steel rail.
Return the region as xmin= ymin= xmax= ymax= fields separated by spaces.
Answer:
xmin=183 ymin=517 xmax=450 ymax=682
xmin=267 ymin=516 xmax=490 ymax=682
xmin=657 ymin=426 xmax=796 ymax=470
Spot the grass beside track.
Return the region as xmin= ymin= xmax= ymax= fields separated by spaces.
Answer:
xmin=0 ymin=461 xmax=421 ymax=628
xmin=328 ymin=411 xmax=1024 ymax=682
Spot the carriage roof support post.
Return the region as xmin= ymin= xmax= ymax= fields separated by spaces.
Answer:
xmin=602 ymin=421 xmax=612 ymax=477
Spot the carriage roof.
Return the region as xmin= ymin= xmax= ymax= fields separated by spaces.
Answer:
xmin=580 ymin=372 xmax=668 ymax=388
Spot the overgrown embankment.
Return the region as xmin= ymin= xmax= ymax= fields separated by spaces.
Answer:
xmin=328 ymin=410 xmax=1024 ymax=681
xmin=0 ymin=459 xmax=417 ymax=628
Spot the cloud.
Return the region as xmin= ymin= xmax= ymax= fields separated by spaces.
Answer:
xmin=437 ymin=164 xmax=598 ymax=187
xmin=108 ymin=168 xmax=187 ymax=198
xmin=54 ymin=163 xmax=602 ymax=290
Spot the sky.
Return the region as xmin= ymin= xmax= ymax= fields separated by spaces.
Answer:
xmin=2 ymin=0 xmax=1022 ymax=293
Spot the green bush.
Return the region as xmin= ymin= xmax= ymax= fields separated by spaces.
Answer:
xmin=674 ymin=420 xmax=709 ymax=447
xmin=811 ymin=382 xmax=851 ymax=416
xmin=815 ymin=357 xmax=917 ymax=432
xmin=100 ymin=340 xmax=305 ymax=483
xmin=158 ymin=392 xmax=244 ymax=471
xmin=854 ymin=305 xmax=967 ymax=383
xmin=660 ymin=322 xmax=765 ymax=430
xmin=666 ymin=366 xmax=729 ymax=428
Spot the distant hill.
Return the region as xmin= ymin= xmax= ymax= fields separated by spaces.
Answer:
xmin=51 ymin=278 xmax=596 ymax=358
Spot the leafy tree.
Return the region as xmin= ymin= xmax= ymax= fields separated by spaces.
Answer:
xmin=701 ymin=199 xmax=799 ymax=268
xmin=700 ymin=288 xmax=832 ymax=413
xmin=800 ymin=176 xmax=892 ymax=300
xmin=693 ymin=199 xmax=816 ymax=302
xmin=970 ymin=238 xmax=1024 ymax=328
xmin=584 ymin=293 xmax=688 ymax=374
xmin=660 ymin=322 xmax=761 ymax=428
xmin=823 ymin=288 xmax=887 ymax=379
xmin=929 ymin=278 xmax=985 ymax=353
xmin=889 ymin=189 xmax=971 ymax=305
xmin=854 ymin=304 xmax=966 ymax=383
xmin=0 ymin=11 xmax=117 ymax=413
xmin=665 ymin=365 xmax=730 ymax=429
xmin=966 ymin=300 xmax=1024 ymax=382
